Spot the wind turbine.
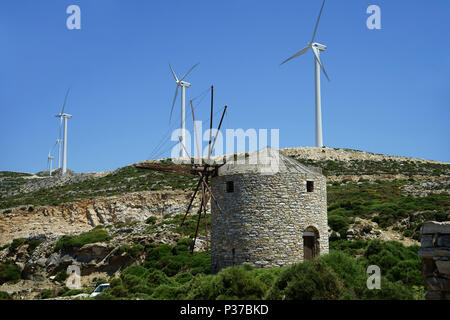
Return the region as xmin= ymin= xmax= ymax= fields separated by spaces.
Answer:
xmin=56 ymin=88 xmax=70 ymax=170
xmin=55 ymin=88 xmax=72 ymax=174
xmin=281 ymin=0 xmax=330 ymax=148
xmin=168 ymin=62 xmax=199 ymax=157
xmin=47 ymin=151 xmax=54 ymax=176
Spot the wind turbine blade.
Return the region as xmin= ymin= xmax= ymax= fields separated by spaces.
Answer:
xmin=311 ymin=0 xmax=326 ymax=43
xmin=169 ymin=63 xmax=179 ymax=82
xmin=61 ymin=88 xmax=70 ymax=114
xmin=169 ymin=86 xmax=179 ymax=123
xmin=312 ymin=47 xmax=330 ymax=81
xmin=179 ymin=62 xmax=199 ymax=82
xmin=280 ymin=45 xmax=311 ymax=65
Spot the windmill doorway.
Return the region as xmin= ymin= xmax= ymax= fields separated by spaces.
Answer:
xmin=303 ymin=227 xmax=320 ymax=261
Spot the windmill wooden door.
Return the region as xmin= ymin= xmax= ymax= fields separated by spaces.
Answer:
xmin=303 ymin=236 xmax=315 ymax=261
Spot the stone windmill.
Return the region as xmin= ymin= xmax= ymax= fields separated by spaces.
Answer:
xmin=210 ymin=148 xmax=329 ymax=273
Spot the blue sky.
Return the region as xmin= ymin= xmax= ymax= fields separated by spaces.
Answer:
xmin=0 ymin=0 xmax=449 ymax=173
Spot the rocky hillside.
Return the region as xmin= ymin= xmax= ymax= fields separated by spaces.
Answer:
xmin=0 ymin=147 xmax=448 ymax=299
xmin=282 ymin=147 xmax=449 ymax=178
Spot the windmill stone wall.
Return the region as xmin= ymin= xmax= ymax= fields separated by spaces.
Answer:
xmin=210 ymin=148 xmax=328 ymax=273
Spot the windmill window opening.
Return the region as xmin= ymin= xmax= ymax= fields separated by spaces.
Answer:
xmin=307 ymin=181 xmax=314 ymax=192
xmin=226 ymin=181 xmax=234 ymax=193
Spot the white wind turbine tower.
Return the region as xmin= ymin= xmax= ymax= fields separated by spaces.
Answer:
xmin=55 ymin=89 xmax=72 ymax=174
xmin=281 ymin=0 xmax=330 ymax=147
xmin=168 ymin=62 xmax=199 ymax=157
xmin=56 ymin=88 xmax=70 ymax=170
xmin=47 ymin=151 xmax=54 ymax=176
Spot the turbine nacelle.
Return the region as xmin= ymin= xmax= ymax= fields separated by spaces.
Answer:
xmin=55 ymin=113 xmax=72 ymax=119
xmin=177 ymin=80 xmax=191 ymax=88
xmin=312 ymin=42 xmax=327 ymax=52
xmin=169 ymin=62 xmax=199 ymax=123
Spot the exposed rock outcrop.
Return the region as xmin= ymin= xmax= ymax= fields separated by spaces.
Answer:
xmin=0 ymin=190 xmax=202 ymax=246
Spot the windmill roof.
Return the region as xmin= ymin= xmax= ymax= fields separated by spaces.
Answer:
xmin=217 ymin=147 xmax=322 ymax=176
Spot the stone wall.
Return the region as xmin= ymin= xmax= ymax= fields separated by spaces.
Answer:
xmin=211 ymin=171 xmax=328 ymax=273
xmin=419 ymin=221 xmax=450 ymax=300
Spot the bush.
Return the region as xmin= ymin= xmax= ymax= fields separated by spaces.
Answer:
xmin=104 ymin=265 xmax=177 ymax=298
xmin=0 ymin=261 xmax=21 ymax=285
xmin=321 ymin=251 xmax=367 ymax=299
xmin=118 ymin=244 xmax=144 ymax=258
xmin=185 ymin=274 xmax=217 ymax=300
xmin=40 ymin=289 xmax=53 ymax=299
xmin=387 ymin=260 xmax=422 ymax=286
xmin=328 ymin=215 xmax=349 ymax=238
xmin=0 ymin=291 xmax=12 ymax=300
xmin=175 ymin=272 xmax=193 ymax=284
xmin=214 ymin=266 xmax=267 ymax=300
xmin=9 ymin=238 xmax=26 ymax=252
xmin=253 ymin=267 xmax=284 ymax=290
xmin=267 ymin=259 xmax=344 ymax=300
xmin=186 ymin=266 xmax=267 ymax=300
xmin=26 ymin=239 xmax=42 ymax=253
xmin=147 ymin=269 xmax=174 ymax=287
xmin=54 ymin=227 xmax=111 ymax=252
xmin=62 ymin=289 xmax=85 ymax=297
xmin=331 ymin=239 xmax=423 ymax=299
xmin=145 ymin=216 xmax=157 ymax=225
xmin=144 ymin=239 xmax=210 ymax=276
xmin=54 ymin=269 xmax=69 ymax=283
xmin=107 ymin=278 xmax=130 ymax=298
xmin=151 ymin=284 xmax=184 ymax=300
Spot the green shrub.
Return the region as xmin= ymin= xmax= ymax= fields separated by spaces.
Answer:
xmin=0 ymin=291 xmax=12 ymax=300
xmin=175 ymin=272 xmax=193 ymax=284
xmin=144 ymin=240 xmax=210 ymax=276
xmin=267 ymin=259 xmax=344 ymax=300
xmin=9 ymin=238 xmax=26 ymax=251
xmin=147 ymin=269 xmax=174 ymax=287
xmin=26 ymin=239 xmax=42 ymax=253
xmin=151 ymin=284 xmax=184 ymax=300
xmin=330 ymin=239 xmax=423 ymax=299
xmin=145 ymin=216 xmax=157 ymax=225
xmin=0 ymin=261 xmax=21 ymax=285
xmin=62 ymin=289 xmax=85 ymax=297
xmin=328 ymin=215 xmax=349 ymax=238
xmin=107 ymin=278 xmax=129 ymax=298
xmin=253 ymin=267 xmax=284 ymax=290
xmin=118 ymin=244 xmax=144 ymax=258
xmin=186 ymin=266 xmax=267 ymax=300
xmin=40 ymin=289 xmax=53 ymax=299
xmin=54 ymin=269 xmax=69 ymax=283
xmin=54 ymin=227 xmax=111 ymax=252
xmin=184 ymin=274 xmax=217 ymax=300
xmin=321 ymin=251 xmax=367 ymax=299
xmin=387 ymin=260 xmax=422 ymax=286
xmin=214 ymin=266 xmax=267 ymax=300
xmin=106 ymin=265 xmax=176 ymax=298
